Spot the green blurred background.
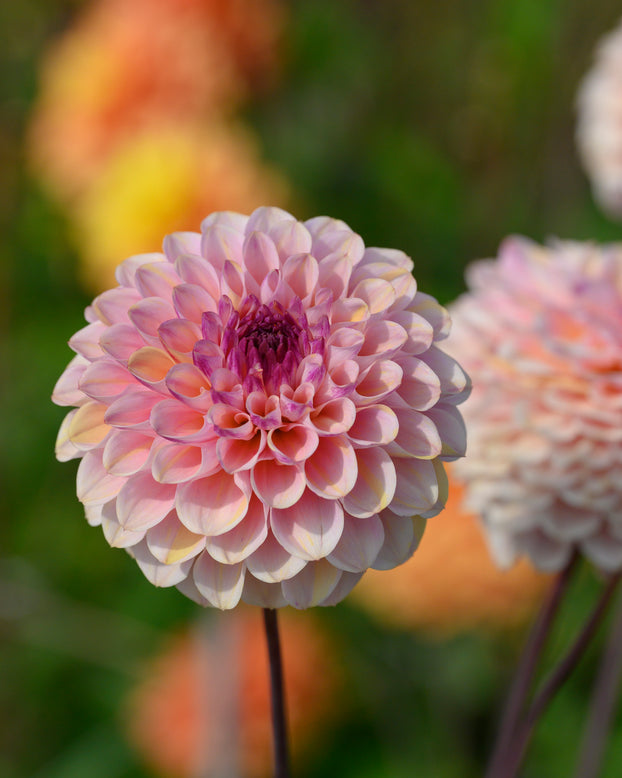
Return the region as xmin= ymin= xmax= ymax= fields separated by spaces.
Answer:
xmin=3 ymin=1 xmax=622 ymax=776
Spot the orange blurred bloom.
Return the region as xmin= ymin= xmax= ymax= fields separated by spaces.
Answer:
xmin=352 ymin=470 xmax=552 ymax=636
xmin=71 ymin=122 xmax=289 ymax=291
xmin=28 ymin=0 xmax=285 ymax=201
xmin=126 ymin=609 xmax=339 ymax=778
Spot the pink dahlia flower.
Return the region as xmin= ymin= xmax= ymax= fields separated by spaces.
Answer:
xmin=446 ymin=236 xmax=622 ymax=573
xmin=53 ymin=207 xmax=468 ymax=609
xmin=577 ymin=19 xmax=622 ymax=217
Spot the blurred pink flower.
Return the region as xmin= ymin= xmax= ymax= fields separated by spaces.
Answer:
xmin=446 ymin=236 xmax=622 ymax=573
xmin=577 ymin=19 xmax=622 ymax=217
xmin=53 ymin=206 xmax=468 ymax=609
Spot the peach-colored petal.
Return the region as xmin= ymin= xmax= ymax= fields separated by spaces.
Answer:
xmin=128 ymin=347 xmax=176 ymax=392
xmin=158 ymin=318 xmax=202 ymax=362
xmin=175 ymin=254 xmax=221 ymax=300
xmin=267 ymin=424 xmax=319 ymax=464
xmin=55 ymin=410 xmax=83 ymax=461
xmin=151 ymin=398 xmax=213 ymax=443
xmin=391 ymin=310 xmax=434 ymax=355
xmin=165 ymin=363 xmax=212 ymax=411
xmin=217 ymin=431 xmax=265 ymax=472
xmin=282 ymin=253 xmax=319 ymax=302
xmin=131 ymin=540 xmax=193 ymax=587
xmin=176 ymin=472 xmax=249 ymax=536
xmin=67 ymin=401 xmax=110 ymax=449
xmin=151 ymin=443 xmax=205 ymax=484
xmin=305 ymin=435 xmax=358 ymax=499
xmin=309 ymin=398 xmax=356 ymax=435
xmin=93 ymin=287 xmax=142 ymax=325
xmin=103 ymin=429 xmax=152 ymax=476
xmin=241 ymin=576 xmax=288 ymax=608
xmin=342 ymin=447 xmax=396 ymax=518
xmin=251 ymin=460 xmax=306 ymax=508
xmin=101 ymin=501 xmax=145 ymax=548
xmin=271 ymin=490 xmax=344 ymax=560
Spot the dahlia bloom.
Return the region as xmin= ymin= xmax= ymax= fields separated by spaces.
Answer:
xmin=446 ymin=236 xmax=622 ymax=573
xmin=72 ymin=123 xmax=288 ymax=291
xmin=28 ymin=0 xmax=285 ymax=201
xmin=126 ymin=610 xmax=339 ymax=777
xmin=53 ymin=206 xmax=468 ymax=609
xmin=577 ymin=18 xmax=622 ymax=217
xmin=353 ymin=469 xmax=551 ymax=635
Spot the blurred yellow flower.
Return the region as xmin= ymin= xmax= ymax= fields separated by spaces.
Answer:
xmin=71 ymin=123 xmax=289 ymax=291
xmin=352 ymin=469 xmax=552 ymax=636
xmin=28 ymin=0 xmax=286 ymax=201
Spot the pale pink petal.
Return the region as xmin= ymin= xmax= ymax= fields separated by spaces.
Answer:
xmin=103 ymin=429 xmax=153 ymax=476
xmin=158 ymin=318 xmax=202 ymax=362
xmin=151 ymin=442 xmax=204 ymax=483
xmin=327 ymin=513 xmax=385 ymax=572
xmin=165 ymin=363 xmax=212 ymax=411
xmin=267 ymin=425 xmax=319 ymax=464
xmin=390 ymin=458 xmax=439 ymax=515
xmin=116 ymin=471 xmax=176 ymax=531
xmin=201 ymin=224 xmax=245 ymax=270
xmin=100 ymin=323 xmax=145 ymax=364
xmin=205 ymin=495 xmax=268 ymax=564
xmin=151 ymin=398 xmax=214 ymax=443
xmin=309 ymin=398 xmax=356 ymax=435
xmin=330 ymin=298 xmax=370 ymax=325
xmin=246 ymin=206 xmax=295 ymax=236
xmin=128 ymin=297 xmax=177 ymax=342
xmin=281 ymin=560 xmax=341 ymax=609
xmin=394 ymin=356 xmax=441 ymax=411
xmin=352 ymin=359 xmax=403 ymax=405
xmin=347 ymin=404 xmax=398 ymax=447
xmin=251 ymin=460 xmax=306 ymax=508
xmin=410 ymin=291 xmax=451 ymax=339
xmin=220 ymin=260 xmax=245 ymax=307
xmin=201 ymin=211 xmax=248 ymax=233
xmin=271 ymin=490 xmax=344 ymax=561
xmin=172 ymin=282 xmax=217 ymax=321
xmin=55 ymin=410 xmax=83 ymax=461
xmin=176 ymin=471 xmax=249 ymax=536
xmin=305 ymin=435 xmax=358 ymax=498
xmin=130 ymin=539 xmax=193 ymax=587
xmin=93 ymin=287 xmax=142 ymax=325
xmin=115 ymin=252 xmax=166 ymax=286
xmin=357 ymin=320 xmax=407 ymax=364
xmin=79 ymin=360 xmax=136 ymax=402
xmin=282 ymin=253 xmax=319 ymax=302
xmin=325 ymin=327 xmax=364 ymax=364
xmin=387 ymin=408 xmax=441 ymax=460
xmin=127 ymin=347 xmax=175 ymax=393
xmin=175 ymin=254 xmax=221 ymax=300
xmin=317 ymin=254 xmax=354 ymax=300
xmin=162 ymin=232 xmax=202 ymax=262
xmin=134 ymin=262 xmax=181 ymax=300
xmin=104 ymin=387 xmax=160 ymax=429
xmin=372 ymin=512 xmax=426 ymax=569
xmin=217 ymin=431 xmax=265 ymax=472
xmin=246 ymin=530 xmax=307 ymax=582
xmin=268 ymin=219 xmax=312 ymax=261
xmin=52 ymin=356 xmax=88 ymax=406
xmin=427 ymin=405 xmax=467 ymax=460
xmin=352 ymin=278 xmax=396 ymax=315
xmin=101 ymin=500 xmax=145 ymax=548
xmin=240 ymin=577 xmax=287 ymax=608
xmin=318 ymin=571 xmax=364 ymax=605
xmin=192 ymin=552 xmax=245 ymax=609
xmin=342 ymin=447 xmax=397 ymax=518
xmin=391 ymin=310 xmax=434 ymax=355
xmin=175 ymin=575 xmax=210 ymax=607
xmin=68 ymin=321 xmax=106 ymax=360
xmin=242 ymin=230 xmax=281 ymax=288
xmin=146 ymin=511 xmax=205 ymax=564
xmin=77 ymin=450 xmax=125 ymax=505
xmin=421 ymin=346 xmax=470 ymax=401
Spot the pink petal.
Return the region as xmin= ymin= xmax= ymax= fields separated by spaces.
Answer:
xmin=127 ymin=347 xmax=175 ymax=392
xmin=93 ymin=287 xmax=142 ymax=325
xmin=372 ymin=512 xmax=426 ymax=569
xmin=79 ymin=359 xmax=136 ymax=402
xmin=55 ymin=410 xmax=82 ymax=461
xmin=204 ymin=495 xmax=268 ymax=564
xmin=67 ymin=401 xmax=110 ymax=449
xmin=271 ymin=489 xmax=344 ymax=560
xmin=330 ymin=298 xmax=370 ymax=325
xmin=351 ymin=278 xmax=395 ymax=315
xmin=309 ymin=398 xmax=356 ymax=435
xmin=246 ymin=530 xmax=307 ymax=582
xmin=394 ymin=356 xmax=441 ymax=411
xmin=151 ymin=442 xmax=204 ymax=483
xmin=146 ymin=511 xmax=205 ymax=564
xmin=163 ymin=231 xmax=202 ymax=262
xmin=357 ymin=320 xmax=407 ymax=362
xmin=128 ymin=297 xmax=177 ymax=342
xmin=103 ymin=429 xmax=153 ymax=476
xmin=241 ymin=577 xmax=287 ymax=608
xmin=305 ymin=435 xmax=358 ymax=499
xmin=217 ymin=430 xmax=265 ymax=472
xmin=131 ymin=539 xmax=193 ymax=587
xmin=281 ymin=560 xmax=341 ymax=609
xmin=116 ymin=471 xmax=176 ymax=531
xmin=242 ymin=230 xmax=281 ymax=289
xmin=267 ymin=425 xmax=319 ymax=464
xmin=268 ymin=219 xmax=312 ymax=261
xmin=426 ymin=405 xmax=467 ymax=460
xmin=101 ymin=501 xmax=145 ymax=548
xmin=251 ymin=460 xmax=306 ymax=508
xmin=342 ymin=447 xmax=397 ymax=518
xmin=77 ymin=450 xmax=125 ymax=505
xmin=115 ymin=252 xmax=166 ymax=286
xmin=201 ymin=224 xmax=244 ymax=270
xmin=327 ymin=513 xmax=385 ymax=572
xmin=134 ymin=261 xmax=181 ymax=300
xmin=175 ymin=253 xmax=221 ymax=300
xmin=347 ymin=404 xmax=398 ymax=447
xmin=352 ymin=359 xmax=403 ymax=405
xmin=100 ymin=323 xmax=145 ymax=364
xmin=421 ymin=346 xmax=470 ymax=400
xmin=390 ymin=458 xmax=439 ymax=515
xmin=220 ymin=259 xmax=245 ymax=307
xmin=158 ymin=318 xmax=202 ymax=362
xmin=246 ymin=206 xmax=294 ymax=236
xmin=317 ymin=254 xmax=354 ymax=299
xmin=52 ymin=356 xmax=88 ymax=406
xmin=246 ymin=392 xmax=281 ymax=429
xmin=172 ymin=282 xmax=217 ymax=322
xmin=319 ymin=570 xmax=364 ymax=605
xmin=176 ymin=471 xmax=249 ymax=536
xmin=391 ymin=310 xmax=434 ymax=355
xmin=165 ymin=363 xmax=212 ymax=411
xmin=283 ymin=253 xmax=319 ymax=302
xmin=151 ymin=398 xmax=214 ymax=443
xmin=410 ymin=292 xmax=451 ymax=339
xmin=326 ymin=327 xmax=364 ymax=364
xmin=315 ymin=360 xmax=359 ymax=403
xmin=192 ymin=551 xmax=245 ymax=609
xmin=388 ymin=408 xmax=442 ymax=459
xmin=69 ymin=321 xmax=106 ymax=360
xmin=104 ymin=387 xmax=160 ymax=429
xmin=208 ymin=403 xmax=253 ymax=439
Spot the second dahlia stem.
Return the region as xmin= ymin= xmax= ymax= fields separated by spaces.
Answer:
xmin=263 ymin=608 xmax=291 ymax=778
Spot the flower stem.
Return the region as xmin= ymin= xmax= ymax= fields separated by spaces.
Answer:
xmin=495 ymin=570 xmax=620 ymax=778
xmin=485 ymin=553 xmax=578 ymax=778
xmin=574 ymin=589 xmax=622 ymax=778
xmin=263 ymin=608 xmax=291 ymax=778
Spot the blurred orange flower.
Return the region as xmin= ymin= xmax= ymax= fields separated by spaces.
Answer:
xmin=28 ymin=0 xmax=285 ymax=201
xmin=71 ymin=122 xmax=289 ymax=291
xmin=352 ymin=470 xmax=552 ymax=636
xmin=126 ymin=609 xmax=339 ymax=778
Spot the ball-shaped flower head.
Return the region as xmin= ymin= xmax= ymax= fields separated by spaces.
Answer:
xmin=446 ymin=236 xmax=622 ymax=573
xmin=577 ymin=18 xmax=622 ymax=217
xmin=52 ymin=206 xmax=469 ymax=609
